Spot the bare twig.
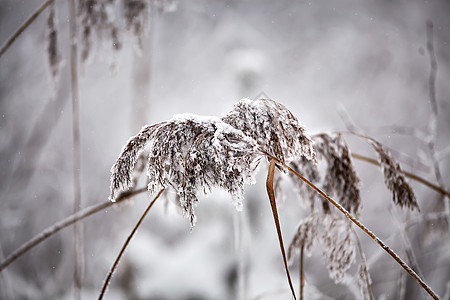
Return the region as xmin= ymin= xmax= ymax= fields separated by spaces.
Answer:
xmin=98 ymin=189 xmax=164 ymax=300
xmin=272 ymin=156 xmax=440 ymax=299
xmin=0 ymin=0 xmax=55 ymax=58
xmin=267 ymin=159 xmax=297 ymax=300
xmin=0 ymin=187 xmax=147 ymax=272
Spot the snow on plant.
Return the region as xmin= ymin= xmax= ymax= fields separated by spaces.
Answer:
xmin=110 ymin=99 xmax=316 ymax=226
xmin=108 ymin=98 xmax=439 ymax=300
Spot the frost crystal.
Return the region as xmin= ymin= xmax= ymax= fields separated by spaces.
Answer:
xmin=222 ymin=98 xmax=317 ymax=165
xmin=110 ymin=99 xmax=317 ymax=227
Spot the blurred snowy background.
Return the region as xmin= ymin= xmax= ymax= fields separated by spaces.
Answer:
xmin=0 ymin=0 xmax=449 ymax=299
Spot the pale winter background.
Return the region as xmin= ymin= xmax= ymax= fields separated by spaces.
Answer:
xmin=0 ymin=0 xmax=449 ymax=299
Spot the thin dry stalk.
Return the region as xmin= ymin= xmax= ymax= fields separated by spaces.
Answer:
xmin=351 ymin=228 xmax=373 ymax=300
xmin=98 ymin=189 xmax=164 ymax=300
xmin=68 ymin=0 xmax=83 ymax=297
xmin=426 ymin=21 xmax=449 ymax=230
xmin=299 ymin=244 xmax=305 ymax=300
xmin=272 ymin=156 xmax=440 ymax=300
xmin=267 ymin=159 xmax=297 ymax=300
xmin=0 ymin=0 xmax=55 ymax=58
xmin=0 ymin=188 xmax=147 ymax=272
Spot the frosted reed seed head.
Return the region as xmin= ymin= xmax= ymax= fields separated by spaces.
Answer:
xmin=369 ymin=140 xmax=419 ymax=211
xmin=47 ymin=3 xmax=62 ymax=81
xmin=123 ymin=0 xmax=148 ymax=48
xmin=222 ymin=98 xmax=317 ymax=165
xmin=315 ymin=134 xmax=361 ymax=215
xmin=110 ymin=114 xmax=263 ymax=227
xmin=321 ymin=214 xmax=356 ymax=283
xmin=110 ymin=123 xmax=162 ymax=201
xmin=78 ymin=0 xmax=121 ymax=63
xmin=289 ymin=158 xmax=321 ymax=211
xmin=287 ymin=214 xmax=319 ymax=263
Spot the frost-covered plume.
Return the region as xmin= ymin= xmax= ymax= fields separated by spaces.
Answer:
xmin=222 ymin=98 xmax=317 ymax=165
xmin=369 ymin=140 xmax=419 ymax=210
xmin=110 ymin=114 xmax=263 ymax=226
xmin=315 ymin=134 xmax=361 ymax=215
xmin=321 ymin=214 xmax=356 ymax=283
xmin=110 ymin=99 xmax=317 ymax=226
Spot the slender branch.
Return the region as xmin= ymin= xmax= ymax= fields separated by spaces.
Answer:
xmin=0 ymin=0 xmax=55 ymax=58
xmin=272 ymin=157 xmax=440 ymax=299
xmin=351 ymin=153 xmax=450 ymax=197
xmin=266 ymin=159 xmax=297 ymax=300
xmin=98 ymin=189 xmax=164 ymax=300
xmin=0 ymin=187 xmax=148 ymax=272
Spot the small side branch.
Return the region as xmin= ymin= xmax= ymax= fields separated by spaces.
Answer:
xmin=98 ymin=189 xmax=164 ymax=300
xmin=0 ymin=0 xmax=55 ymax=58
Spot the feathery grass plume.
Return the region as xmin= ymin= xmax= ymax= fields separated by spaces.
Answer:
xmin=123 ymin=0 xmax=148 ymax=48
xmin=289 ymin=157 xmax=322 ymax=211
xmin=368 ymin=140 xmax=419 ymax=210
xmin=287 ymin=214 xmax=319 ymax=263
xmin=222 ymin=98 xmax=317 ymax=165
xmin=111 ymin=114 xmax=263 ymax=226
xmin=315 ymin=134 xmax=361 ymax=215
xmin=110 ymin=123 xmax=162 ymax=201
xmin=321 ymin=214 xmax=356 ymax=283
xmin=78 ymin=0 xmax=121 ymax=63
xmin=46 ymin=2 xmax=61 ymax=82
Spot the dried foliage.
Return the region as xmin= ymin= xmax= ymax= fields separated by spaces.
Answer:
xmin=315 ymin=134 xmax=361 ymax=215
xmin=123 ymin=0 xmax=148 ymax=47
xmin=46 ymin=3 xmax=61 ymax=81
xmin=287 ymin=214 xmax=319 ymax=261
xmin=222 ymin=98 xmax=317 ymax=165
xmin=288 ymin=213 xmax=357 ymax=285
xmin=288 ymin=157 xmax=321 ymax=210
xmin=321 ymin=214 xmax=356 ymax=283
xmin=110 ymin=99 xmax=316 ymax=226
xmin=369 ymin=140 xmax=419 ymax=210
xmin=78 ymin=0 xmax=121 ymax=62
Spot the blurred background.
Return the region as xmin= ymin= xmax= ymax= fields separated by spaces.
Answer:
xmin=0 ymin=0 xmax=449 ymax=299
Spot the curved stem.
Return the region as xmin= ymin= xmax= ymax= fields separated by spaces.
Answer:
xmin=0 ymin=188 xmax=148 ymax=272
xmin=267 ymin=159 xmax=297 ymax=300
xmin=0 ymin=0 xmax=55 ymax=58
xmin=98 ymin=189 xmax=164 ymax=300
